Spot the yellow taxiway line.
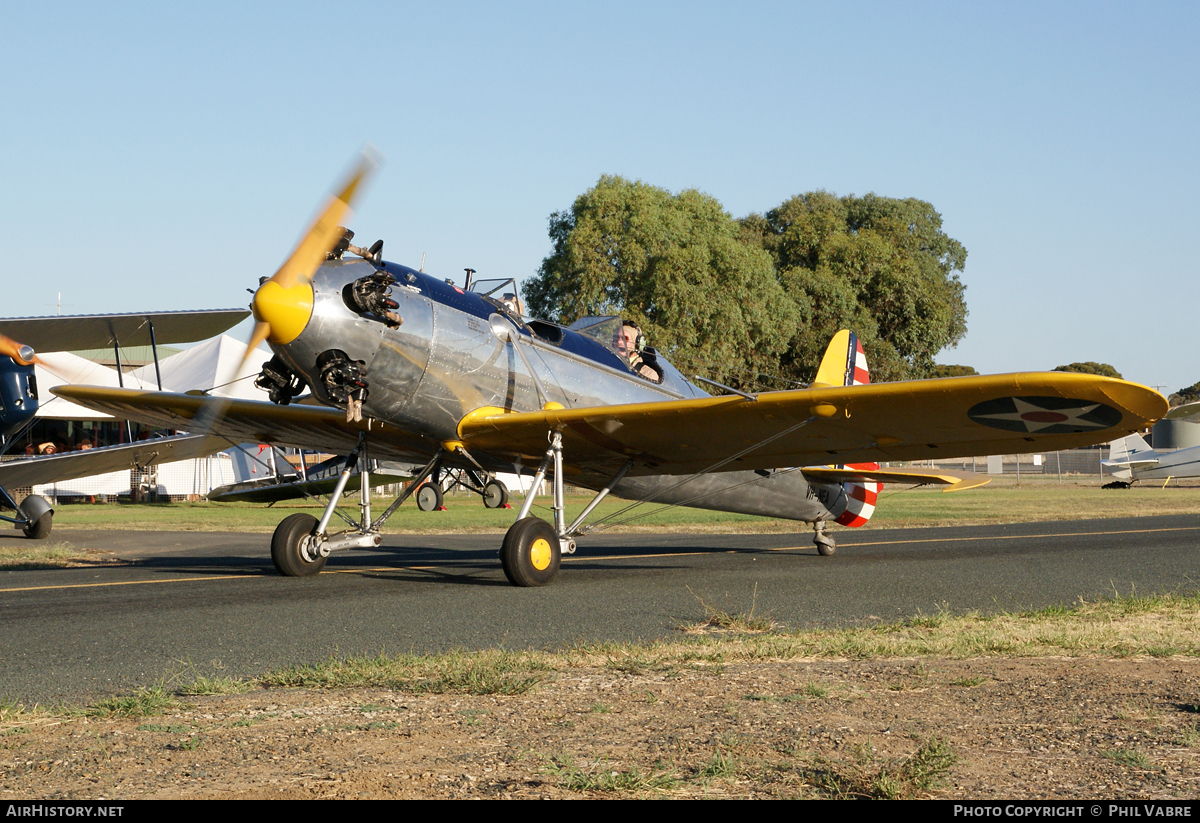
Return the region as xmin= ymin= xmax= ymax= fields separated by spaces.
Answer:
xmin=3 ymin=524 xmax=1197 ymax=595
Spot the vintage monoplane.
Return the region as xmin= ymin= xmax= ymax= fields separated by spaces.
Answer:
xmin=52 ymin=158 xmax=1168 ymax=585
xmin=1103 ymin=401 xmax=1200 ymax=486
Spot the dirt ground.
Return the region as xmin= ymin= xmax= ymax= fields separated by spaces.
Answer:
xmin=3 ymin=656 xmax=1198 ymax=799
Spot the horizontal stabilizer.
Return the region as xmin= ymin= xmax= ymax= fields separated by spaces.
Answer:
xmin=801 ymin=466 xmax=990 ymax=492
xmin=1103 ymin=433 xmax=1157 ymax=469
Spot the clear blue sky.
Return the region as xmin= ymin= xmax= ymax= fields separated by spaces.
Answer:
xmin=3 ymin=1 xmax=1196 ymax=392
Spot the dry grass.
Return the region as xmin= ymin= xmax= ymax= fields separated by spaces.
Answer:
xmin=0 ymin=540 xmax=117 ymax=569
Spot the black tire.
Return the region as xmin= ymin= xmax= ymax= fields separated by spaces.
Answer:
xmin=416 ymin=483 xmax=444 ymax=512
xmin=482 ymin=479 xmax=509 ymax=509
xmin=271 ymin=513 xmax=326 ymax=576
xmin=815 ymin=535 xmax=836 ymax=556
xmin=19 ymin=496 xmax=52 ymax=540
xmin=499 ymin=517 xmax=560 ymax=587
xmin=22 ymin=512 xmax=52 ymax=540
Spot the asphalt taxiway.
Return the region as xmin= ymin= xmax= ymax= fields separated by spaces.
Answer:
xmin=1 ymin=515 xmax=1198 ymax=703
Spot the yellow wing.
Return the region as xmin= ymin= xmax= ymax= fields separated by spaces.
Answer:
xmin=458 ymin=373 xmax=1165 ymax=476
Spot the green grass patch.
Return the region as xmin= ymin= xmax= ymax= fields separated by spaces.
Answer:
xmin=259 ymin=648 xmax=547 ymax=695
xmin=805 ymin=737 xmax=957 ymax=799
xmin=1103 ymin=748 xmax=1153 ymax=770
xmin=84 ymin=685 xmax=180 ymax=719
xmin=949 ymin=676 xmax=987 ymax=687
xmin=544 ymin=753 xmax=679 ymax=794
xmin=42 ymin=479 xmax=1200 ymax=535
xmin=177 ymin=675 xmax=251 ymax=696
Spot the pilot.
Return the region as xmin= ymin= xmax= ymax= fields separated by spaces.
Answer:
xmin=615 ymin=320 xmax=663 ymax=384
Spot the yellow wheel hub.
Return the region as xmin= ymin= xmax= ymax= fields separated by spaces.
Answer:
xmin=529 ymin=538 xmax=552 ymax=571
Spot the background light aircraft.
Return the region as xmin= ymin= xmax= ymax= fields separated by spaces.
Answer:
xmin=1103 ymin=401 xmax=1200 ymax=486
xmin=53 ymin=158 xmax=1169 ymax=585
xmin=0 ymin=309 xmax=249 ymax=537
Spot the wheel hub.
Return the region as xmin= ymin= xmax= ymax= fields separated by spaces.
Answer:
xmin=529 ymin=537 xmax=552 ymax=570
xmin=299 ymin=534 xmax=320 ymax=563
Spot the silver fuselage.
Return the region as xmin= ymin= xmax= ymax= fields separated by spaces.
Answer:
xmin=1131 ymin=446 xmax=1200 ymax=481
xmin=273 ymin=260 xmax=839 ymax=524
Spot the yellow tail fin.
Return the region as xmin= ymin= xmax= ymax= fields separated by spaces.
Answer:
xmin=811 ymin=330 xmax=869 ymax=388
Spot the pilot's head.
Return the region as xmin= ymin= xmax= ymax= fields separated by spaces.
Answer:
xmin=616 ymin=320 xmax=644 ymax=359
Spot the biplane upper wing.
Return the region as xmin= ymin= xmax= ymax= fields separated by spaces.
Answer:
xmin=456 ymin=373 xmax=1167 ymax=476
xmin=1164 ymin=400 xmax=1200 ymax=422
xmin=51 ymin=386 xmax=439 ymax=463
xmin=0 ymin=434 xmax=229 ymax=488
xmin=0 ymin=309 xmax=250 ymax=352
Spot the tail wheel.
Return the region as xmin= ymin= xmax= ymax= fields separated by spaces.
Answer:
xmin=22 ymin=513 xmax=52 ymax=540
xmin=271 ymin=513 xmax=326 ymax=576
xmin=19 ymin=495 xmax=52 ymax=540
xmin=499 ymin=517 xmax=560 ymax=587
xmin=482 ymin=479 xmax=509 ymax=509
xmin=416 ymin=482 xmax=444 ymax=512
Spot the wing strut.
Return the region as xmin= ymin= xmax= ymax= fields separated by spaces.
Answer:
xmin=369 ymin=448 xmax=445 ymax=532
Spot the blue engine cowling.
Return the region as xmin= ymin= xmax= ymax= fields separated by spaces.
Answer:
xmin=0 ymin=356 xmax=38 ymax=441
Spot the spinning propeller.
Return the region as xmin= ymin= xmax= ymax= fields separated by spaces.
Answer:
xmin=191 ymin=149 xmax=380 ymax=435
xmin=245 ymin=150 xmax=379 ymax=366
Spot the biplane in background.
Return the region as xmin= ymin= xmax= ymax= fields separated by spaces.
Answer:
xmin=53 ymin=157 xmax=1168 ymax=585
xmin=0 ymin=309 xmax=249 ymax=537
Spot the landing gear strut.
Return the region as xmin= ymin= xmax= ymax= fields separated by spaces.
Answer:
xmin=813 ymin=520 xmax=836 ymax=556
xmin=498 ymin=433 xmax=632 ymax=587
xmin=268 ymin=437 xmax=515 ymax=576
xmin=438 ymin=464 xmax=510 ymax=509
xmin=271 ymin=437 xmax=442 ymax=577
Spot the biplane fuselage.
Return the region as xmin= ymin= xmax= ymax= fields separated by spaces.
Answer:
xmin=272 ymin=259 xmax=843 ymax=523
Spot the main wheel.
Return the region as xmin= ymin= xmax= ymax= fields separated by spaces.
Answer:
xmin=499 ymin=517 xmax=560 ymax=587
xmin=19 ymin=495 xmax=52 ymax=540
xmin=271 ymin=513 xmax=326 ymax=576
xmin=482 ymin=479 xmax=509 ymax=509
xmin=416 ymin=483 xmax=444 ymax=512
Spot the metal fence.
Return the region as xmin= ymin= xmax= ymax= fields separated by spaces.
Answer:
xmin=899 ymin=448 xmax=1109 ymax=479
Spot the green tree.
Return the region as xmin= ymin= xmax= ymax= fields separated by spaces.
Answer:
xmin=741 ymin=191 xmax=968 ymax=382
xmin=1174 ymin=381 xmax=1200 ymax=403
xmin=933 ymin=364 xmax=978 ymax=378
xmin=1053 ymin=362 xmax=1123 ymax=379
xmin=525 ymin=176 xmax=798 ymax=387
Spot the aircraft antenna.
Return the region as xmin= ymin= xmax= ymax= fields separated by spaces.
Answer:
xmin=420 ymin=252 xmax=426 ymax=272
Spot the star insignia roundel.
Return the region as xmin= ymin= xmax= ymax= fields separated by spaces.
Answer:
xmin=967 ymin=396 xmax=1122 ymax=434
